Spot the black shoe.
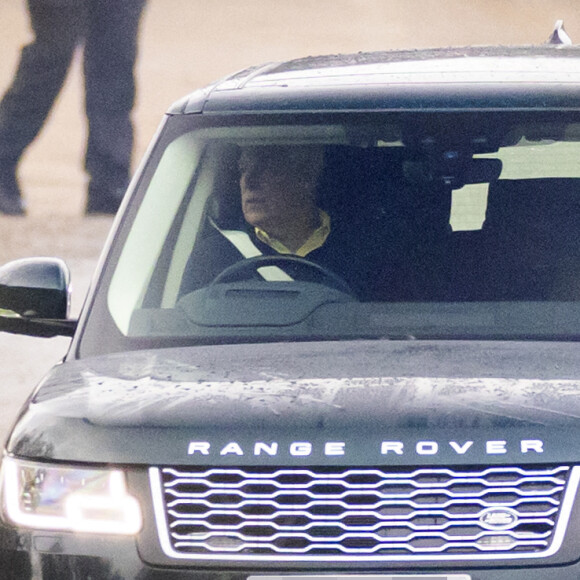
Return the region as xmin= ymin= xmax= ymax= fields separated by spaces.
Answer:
xmin=0 ymin=167 xmax=25 ymax=216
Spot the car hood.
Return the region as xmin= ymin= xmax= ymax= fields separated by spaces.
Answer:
xmin=7 ymin=339 xmax=580 ymax=466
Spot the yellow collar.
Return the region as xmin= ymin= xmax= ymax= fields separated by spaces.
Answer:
xmin=255 ymin=210 xmax=331 ymax=257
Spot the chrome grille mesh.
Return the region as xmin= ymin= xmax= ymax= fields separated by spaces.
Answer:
xmin=152 ymin=465 xmax=573 ymax=560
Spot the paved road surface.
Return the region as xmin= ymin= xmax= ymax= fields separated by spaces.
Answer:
xmin=1 ymin=0 xmax=579 ymax=445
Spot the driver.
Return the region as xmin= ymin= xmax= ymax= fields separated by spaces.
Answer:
xmin=238 ymin=145 xmax=328 ymax=258
xmin=181 ymin=144 xmax=366 ymax=294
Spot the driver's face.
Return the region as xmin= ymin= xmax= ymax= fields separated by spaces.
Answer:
xmin=239 ymin=146 xmax=321 ymax=231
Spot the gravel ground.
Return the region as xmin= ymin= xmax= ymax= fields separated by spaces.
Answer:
xmin=1 ymin=0 xmax=580 ymax=444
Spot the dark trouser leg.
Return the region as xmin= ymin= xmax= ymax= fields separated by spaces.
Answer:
xmin=84 ymin=0 xmax=146 ymax=214
xmin=0 ymin=0 xmax=83 ymax=163
xmin=0 ymin=0 xmax=83 ymax=214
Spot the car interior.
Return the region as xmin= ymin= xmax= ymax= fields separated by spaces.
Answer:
xmin=180 ymin=142 xmax=574 ymax=305
xmin=106 ymin=118 xmax=580 ymax=343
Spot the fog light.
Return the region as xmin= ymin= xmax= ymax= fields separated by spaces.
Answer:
xmin=1 ymin=457 xmax=142 ymax=535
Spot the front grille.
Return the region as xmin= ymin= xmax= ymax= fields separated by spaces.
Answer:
xmin=150 ymin=465 xmax=577 ymax=561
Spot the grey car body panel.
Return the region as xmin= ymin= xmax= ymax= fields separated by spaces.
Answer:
xmin=7 ymin=339 xmax=580 ymax=466
xmin=166 ymin=47 xmax=580 ymax=115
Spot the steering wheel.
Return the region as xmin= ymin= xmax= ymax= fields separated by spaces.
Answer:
xmin=210 ymin=255 xmax=355 ymax=296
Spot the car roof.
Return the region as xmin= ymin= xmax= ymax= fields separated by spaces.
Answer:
xmin=168 ymin=44 xmax=580 ymax=115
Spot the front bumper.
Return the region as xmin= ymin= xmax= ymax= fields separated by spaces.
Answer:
xmin=4 ymin=470 xmax=580 ymax=579
xmin=4 ymin=534 xmax=580 ymax=580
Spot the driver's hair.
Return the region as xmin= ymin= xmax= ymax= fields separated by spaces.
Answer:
xmin=238 ymin=145 xmax=325 ymax=192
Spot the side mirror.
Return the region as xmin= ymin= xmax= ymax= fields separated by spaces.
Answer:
xmin=0 ymin=258 xmax=76 ymax=337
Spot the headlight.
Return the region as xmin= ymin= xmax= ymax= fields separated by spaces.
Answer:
xmin=1 ymin=457 xmax=142 ymax=535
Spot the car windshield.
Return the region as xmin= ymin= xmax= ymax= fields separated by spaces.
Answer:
xmin=79 ymin=111 xmax=580 ymax=355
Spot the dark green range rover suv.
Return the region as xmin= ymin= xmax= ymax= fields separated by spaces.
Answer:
xmin=2 ymin=35 xmax=580 ymax=579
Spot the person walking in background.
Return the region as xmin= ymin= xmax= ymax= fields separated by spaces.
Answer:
xmin=0 ymin=0 xmax=147 ymax=216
